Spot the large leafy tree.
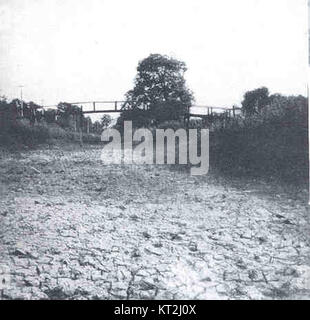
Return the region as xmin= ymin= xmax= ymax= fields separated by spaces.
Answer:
xmin=119 ymin=54 xmax=193 ymax=127
xmin=241 ymin=87 xmax=270 ymax=116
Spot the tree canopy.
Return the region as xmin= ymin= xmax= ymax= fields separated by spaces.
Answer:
xmin=241 ymin=87 xmax=270 ymax=116
xmin=118 ymin=54 xmax=193 ymax=127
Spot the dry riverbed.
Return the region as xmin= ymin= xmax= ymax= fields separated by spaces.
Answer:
xmin=0 ymin=145 xmax=309 ymax=300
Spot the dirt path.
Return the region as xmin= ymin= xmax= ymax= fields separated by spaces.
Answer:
xmin=0 ymin=146 xmax=309 ymax=300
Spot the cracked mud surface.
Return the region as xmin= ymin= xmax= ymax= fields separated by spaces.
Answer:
xmin=0 ymin=146 xmax=309 ymax=299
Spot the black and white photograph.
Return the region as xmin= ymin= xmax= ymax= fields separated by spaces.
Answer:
xmin=0 ymin=0 xmax=309 ymax=303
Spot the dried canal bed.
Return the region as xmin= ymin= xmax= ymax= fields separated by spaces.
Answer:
xmin=0 ymin=146 xmax=309 ymax=299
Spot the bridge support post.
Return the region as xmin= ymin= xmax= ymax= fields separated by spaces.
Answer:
xmin=87 ymin=118 xmax=90 ymax=134
xmin=74 ymin=112 xmax=77 ymax=132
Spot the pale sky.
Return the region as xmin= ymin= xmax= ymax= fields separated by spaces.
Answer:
xmin=0 ymin=0 xmax=308 ymax=114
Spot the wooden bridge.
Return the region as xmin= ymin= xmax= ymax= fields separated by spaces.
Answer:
xmin=14 ymin=99 xmax=242 ymax=133
xmin=42 ymin=100 xmax=241 ymax=118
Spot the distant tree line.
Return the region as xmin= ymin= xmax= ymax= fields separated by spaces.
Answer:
xmin=0 ymin=97 xmax=112 ymax=135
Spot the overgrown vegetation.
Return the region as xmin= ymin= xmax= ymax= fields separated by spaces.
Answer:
xmin=0 ymin=97 xmax=102 ymax=148
xmin=210 ymin=91 xmax=308 ymax=185
xmin=167 ymin=89 xmax=308 ymax=185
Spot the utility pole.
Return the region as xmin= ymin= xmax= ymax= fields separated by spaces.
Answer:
xmin=18 ymin=85 xmax=24 ymax=117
